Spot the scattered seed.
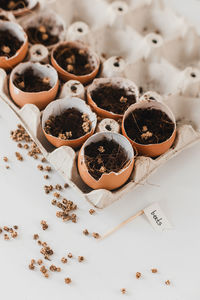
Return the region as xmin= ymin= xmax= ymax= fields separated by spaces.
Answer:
xmin=61 ymin=257 xmax=67 ymax=264
xmin=3 ymin=226 xmax=9 ymax=232
xmin=55 ymin=184 xmax=62 ymax=190
xmin=33 ymin=234 xmax=39 ymax=240
xmin=64 ymin=183 xmax=69 ymax=188
xmin=11 ymin=231 xmax=18 ymax=238
xmin=53 ymin=192 xmax=60 ymax=198
xmin=37 ymin=259 xmax=43 ymax=265
xmin=121 ymin=288 xmax=126 ymax=294
xmin=4 ymin=234 xmax=9 ymax=240
xmin=136 ymin=272 xmax=141 ymax=279
xmin=165 ymin=280 xmax=170 ymax=286
xmin=83 ymin=229 xmax=89 ymax=235
xmin=37 ymin=165 xmax=43 ymax=171
xmin=45 ymin=166 xmax=51 ymax=172
xmin=3 ymin=156 xmax=8 ymax=162
xmin=44 ymin=175 xmax=49 ymax=180
xmin=68 ymin=253 xmax=73 ymax=258
xmin=89 ymin=209 xmax=95 ymax=215
xmin=78 ymin=256 xmax=84 ymax=262
xmin=41 ymin=220 xmax=48 ymax=231
xmin=151 ymin=268 xmax=158 ymax=273
xmin=64 ymin=277 xmax=71 ymax=284
xmin=92 ymin=232 xmax=100 ymax=239
xmin=15 ymin=152 xmax=23 ymax=161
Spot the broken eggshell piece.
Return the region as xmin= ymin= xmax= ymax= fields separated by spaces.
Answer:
xmin=51 ymin=41 xmax=100 ymax=84
xmin=42 ymin=97 xmax=97 ymax=149
xmin=122 ymin=100 xmax=176 ymax=157
xmin=29 ymin=44 xmax=49 ymax=63
xmin=9 ymin=61 xmax=59 ymax=110
xmin=78 ymin=132 xmax=134 ymax=190
xmin=87 ymin=77 xmax=139 ymax=120
xmin=0 ymin=21 xmax=28 ymax=70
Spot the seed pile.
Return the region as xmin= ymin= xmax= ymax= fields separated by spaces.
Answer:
xmin=44 ymin=109 xmax=91 ymax=140
xmin=14 ymin=68 xmax=52 ymax=92
xmin=90 ymin=83 xmax=137 ymax=114
xmin=84 ymin=138 xmax=130 ymax=180
xmin=124 ymin=108 xmax=175 ymax=145
xmin=0 ymin=225 xmax=18 ymax=240
xmin=26 ymin=25 xmax=59 ymax=47
xmin=53 ymin=45 xmax=94 ymax=75
xmin=0 ymin=29 xmax=23 ymax=58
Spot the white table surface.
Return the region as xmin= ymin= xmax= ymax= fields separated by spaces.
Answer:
xmin=1 ymin=1 xmax=200 ymax=299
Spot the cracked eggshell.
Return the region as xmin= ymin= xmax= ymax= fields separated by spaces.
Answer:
xmin=22 ymin=9 xmax=65 ymax=48
xmin=87 ymin=77 xmax=139 ymax=120
xmin=2 ymin=0 xmax=39 ymax=17
xmin=42 ymin=97 xmax=97 ymax=149
xmin=51 ymin=41 xmax=100 ymax=84
xmin=0 ymin=21 xmax=28 ymax=70
xmin=122 ymin=100 xmax=176 ymax=157
xmin=9 ymin=62 xmax=59 ymax=110
xmin=78 ymin=132 xmax=134 ymax=190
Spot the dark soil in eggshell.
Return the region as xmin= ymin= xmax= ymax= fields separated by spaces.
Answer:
xmin=0 ymin=29 xmax=23 ymax=58
xmin=44 ymin=108 xmax=91 ymax=140
xmin=13 ymin=68 xmax=52 ymax=92
xmin=90 ymin=83 xmax=137 ymax=115
xmin=26 ymin=26 xmax=59 ymax=47
xmin=53 ymin=45 xmax=95 ymax=76
xmin=124 ymin=108 xmax=175 ymax=145
xmin=84 ymin=138 xmax=130 ymax=180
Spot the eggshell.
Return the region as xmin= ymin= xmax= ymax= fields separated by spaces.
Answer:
xmin=51 ymin=41 xmax=100 ymax=84
xmin=9 ymin=62 xmax=59 ymax=110
xmin=22 ymin=9 xmax=65 ymax=49
xmin=87 ymin=77 xmax=139 ymax=120
xmin=42 ymin=97 xmax=97 ymax=149
xmin=60 ymin=80 xmax=85 ymax=100
xmin=78 ymin=132 xmax=134 ymax=190
xmin=0 ymin=21 xmax=28 ymax=70
xmin=96 ymin=118 xmax=120 ymax=133
xmin=122 ymin=100 xmax=176 ymax=157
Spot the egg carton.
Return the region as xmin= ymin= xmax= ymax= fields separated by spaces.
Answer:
xmin=0 ymin=0 xmax=200 ymax=208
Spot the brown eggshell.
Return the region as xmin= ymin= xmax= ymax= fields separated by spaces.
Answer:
xmin=9 ymin=62 xmax=59 ymax=110
xmin=87 ymin=77 xmax=139 ymax=120
xmin=6 ymin=0 xmax=38 ymax=17
xmin=51 ymin=41 xmax=100 ymax=84
xmin=0 ymin=21 xmax=28 ymax=70
xmin=42 ymin=97 xmax=97 ymax=149
xmin=78 ymin=132 xmax=134 ymax=190
xmin=122 ymin=100 xmax=176 ymax=157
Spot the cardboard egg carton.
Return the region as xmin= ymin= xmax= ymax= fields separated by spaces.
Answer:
xmin=0 ymin=0 xmax=200 ymax=208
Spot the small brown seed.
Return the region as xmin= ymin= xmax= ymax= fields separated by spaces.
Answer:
xmin=42 ymin=33 xmax=48 ymax=40
xmin=37 ymin=259 xmax=43 ymax=265
xmin=89 ymin=209 xmax=95 ymax=215
xmin=44 ymin=175 xmax=49 ymax=180
xmin=37 ymin=165 xmax=43 ymax=171
xmin=165 ymin=280 xmax=170 ymax=285
xmin=3 ymin=226 xmax=9 ymax=232
xmin=61 ymin=257 xmax=67 ymax=264
xmin=4 ymin=234 xmax=9 ymax=240
xmin=136 ymin=272 xmax=141 ymax=279
xmin=83 ymin=229 xmax=89 ymax=235
xmin=67 ymin=253 xmax=73 ymax=258
xmin=121 ymin=288 xmax=126 ymax=294
xmin=64 ymin=183 xmax=69 ymax=188
xmin=151 ymin=268 xmax=158 ymax=273
xmin=13 ymin=225 xmax=18 ymax=230
xmin=29 ymin=264 xmax=35 ymax=270
xmin=78 ymin=256 xmax=84 ymax=262
xmin=92 ymin=232 xmax=100 ymax=239
xmin=38 ymin=25 xmax=46 ymax=33
xmin=2 ymin=45 xmax=10 ymax=54
xmin=3 ymin=156 xmax=8 ymax=162
xmin=33 ymin=234 xmax=39 ymax=240
xmin=64 ymin=277 xmax=71 ymax=284
xmin=11 ymin=231 xmax=18 ymax=238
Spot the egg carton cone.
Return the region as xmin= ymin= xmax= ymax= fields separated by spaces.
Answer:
xmin=0 ymin=0 xmax=200 ymax=208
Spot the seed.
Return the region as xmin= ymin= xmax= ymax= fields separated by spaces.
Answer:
xmin=53 ymin=192 xmax=60 ymax=198
xmin=64 ymin=277 xmax=71 ymax=284
xmin=37 ymin=259 xmax=43 ymax=265
xmin=99 ymin=166 xmax=106 ymax=173
xmin=42 ymin=33 xmax=48 ymax=40
xmin=98 ymin=146 xmax=105 ymax=153
xmin=41 ymin=220 xmax=48 ymax=230
xmin=61 ymin=257 xmax=67 ymax=264
xmin=41 ymin=157 xmax=46 ymax=163
xmin=0 ymin=228 xmax=2 ymax=234
xmin=6 ymin=165 xmax=10 ymax=169
xmin=45 ymin=166 xmax=51 ymax=172
xmin=92 ymin=232 xmax=100 ymax=239
xmin=165 ymin=280 xmax=170 ymax=285
xmin=3 ymin=156 xmax=8 ymax=162
xmin=151 ymin=268 xmax=158 ymax=273
xmin=33 ymin=234 xmax=39 ymax=240
xmin=38 ymin=25 xmax=46 ymax=33
xmin=1 ymin=45 xmax=10 ymax=54
xmin=43 ymin=77 xmax=50 ymax=84
xmin=83 ymin=229 xmax=89 ymax=235
xmin=11 ymin=231 xmax=18 ymax=238
xmin=18 ymin=81 xmax=25 ymax=89
xmin=3 ymin=226 xmax=9 ymax=232
xmin=66 ymin=64 xmax=74 ymax=72
xmin=37 ymin=165 xmax=43 ymax=171
xmin=17 ymin=143 xmax=22 ymax=148
xmin=15 ymin=152 xmax=23 ymax=161
xmin=51 ymin=199 xmax=57 ymax=206
xmin=78 ymin=256 xmax=84 ymax=262
xmin=31 ymin=259 xmax=35 ymax=264
xmin=64 ymin=183 xmax=69 ymax=188
xmin=119 ymin=96 xmax=128 ymax=103
xmin=44 ymin=272 xmax=49 ymax=278
xmin=4 ymin=234 xmax=9 ymax=240
xmin=89 ymin=209 xmax=95 ymax=215
xmin=44 ymin=175 xmax=49 ymax=180
xmin=136 ymin=272 xmax=141 ymax=279
xmin=67 ymin=253 xmax=73 ymax=258
xmin=55 ymin=184 xmax=62 ymax=190
xmin=13 ymin=225 xmax=18 ymax=230
xmin=29 ymin=264 xmax=35 ymax=270
xmin=121 ymin=288 xmax=126 ymax=294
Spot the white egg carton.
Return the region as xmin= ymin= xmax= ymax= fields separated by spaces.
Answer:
xmin=1 ymin=0 xmax=200 ymax=208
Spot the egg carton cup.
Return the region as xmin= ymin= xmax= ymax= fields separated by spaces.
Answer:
xmin=0 ymin=0 xmax=200 ymax=208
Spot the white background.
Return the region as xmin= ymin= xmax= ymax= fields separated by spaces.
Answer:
xmin=1 ymin=1 xmax=200 ymax=299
